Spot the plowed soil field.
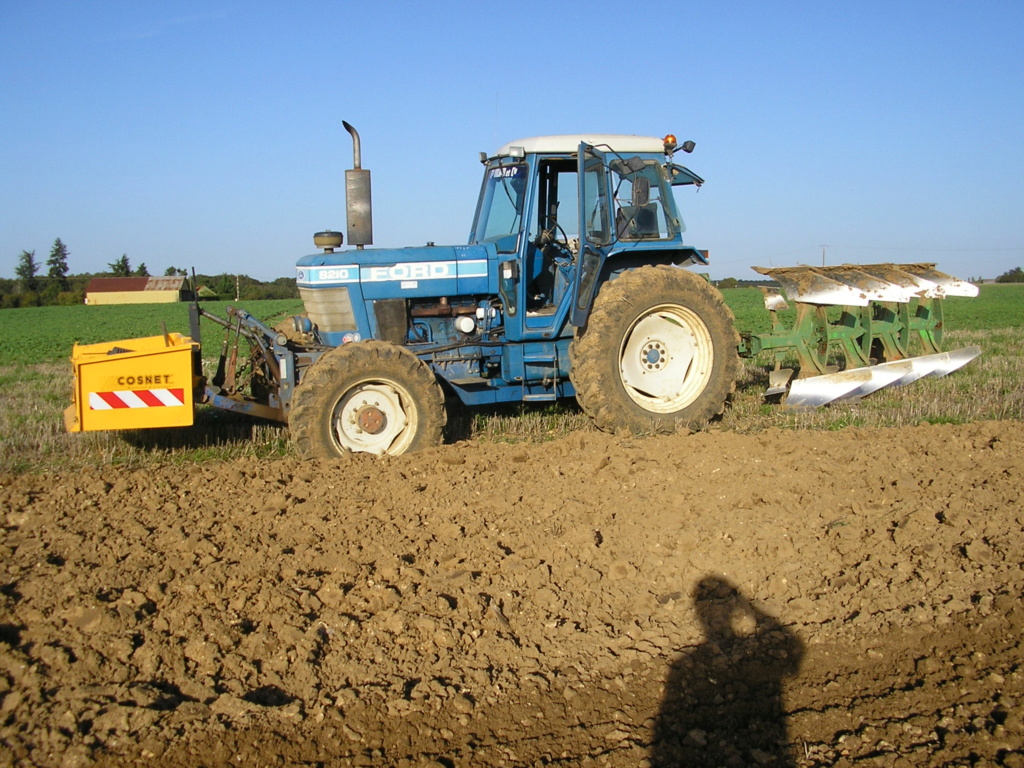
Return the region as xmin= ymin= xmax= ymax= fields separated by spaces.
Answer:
xmin=2 ymin=421 xmax=1023 ymax=767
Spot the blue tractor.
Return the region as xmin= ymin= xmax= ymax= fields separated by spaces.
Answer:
xmin=279 ymin=123 xmax=740 ymax=455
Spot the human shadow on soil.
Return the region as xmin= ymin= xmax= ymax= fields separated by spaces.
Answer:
xmin=651 ymin=576 xmax=804 ymax=767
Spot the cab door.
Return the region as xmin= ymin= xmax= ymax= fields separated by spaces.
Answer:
xmin=570 ymin=143 xmax=613 ymax=327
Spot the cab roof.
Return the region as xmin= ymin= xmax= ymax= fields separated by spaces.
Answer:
xmin=494 ymin=134 xmax=667 ymax=158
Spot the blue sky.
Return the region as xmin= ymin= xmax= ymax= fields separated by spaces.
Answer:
xmin=2 ymin=1 xmax=1022 ymax=282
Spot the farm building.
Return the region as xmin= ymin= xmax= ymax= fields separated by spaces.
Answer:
xmin=84 ymin=276 xmax=193 ymax=305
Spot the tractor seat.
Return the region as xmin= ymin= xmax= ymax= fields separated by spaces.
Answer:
xmin=617 ymin=204 xmax=661 ymax=239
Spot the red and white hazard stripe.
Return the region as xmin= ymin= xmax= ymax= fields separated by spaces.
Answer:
xmin=88 ymin=389 xmax=186 ymax=410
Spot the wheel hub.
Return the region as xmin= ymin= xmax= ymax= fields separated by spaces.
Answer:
xmin=355 ymin=405 xmax=386 ymax=435
xmin=642 ymin=343 xmax=667 ymax=369
xmin=334 ymin=383 xmax=410 ymax=455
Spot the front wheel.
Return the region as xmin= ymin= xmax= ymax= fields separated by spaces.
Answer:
xmin=289 ymin=341 xmax=446 ymax=456
xmin=569 ymin=265 xmax=740 ymax=434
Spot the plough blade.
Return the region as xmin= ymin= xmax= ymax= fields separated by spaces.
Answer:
xmin=897 ymin=264 xmax=979 ymax=299
xmin=753 ymin=263 xmax=979 ymax=305
xmin=783 ymin=346 xmax=981 ymax=410
xmin=765 ymin=367 xmax=795 ymax=399
xmin=916 ymin=344 xmax=983 ymax=378
xmin=752 ymin=266 xmax=877 ymax=306
xmin=784 ymin=367 xmax=874 ymax=408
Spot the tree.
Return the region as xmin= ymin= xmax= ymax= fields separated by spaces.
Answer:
xmin=995 ymin=266 xmax=1024 ymax=284
xmin=134 ymin=262 xmax=150 ymax=277
xmin=108 ymin=254 xmax=131 ymax=277
xmin=15 ymin=250 xmax=39 ymax=290
xmin=46 ymin=238 xmax=70 ymax=288
xmin=164 ymin=266 xmax=187 ymax=276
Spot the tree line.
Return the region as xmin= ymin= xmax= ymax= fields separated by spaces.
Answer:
xmin=995 ymin=267 xmax=1024 ymax=284
xmin=6 ymin=238 xmax=299 ymax=308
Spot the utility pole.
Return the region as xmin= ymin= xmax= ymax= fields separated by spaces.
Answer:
xmin=820 ymin=244 xmax=828 ymax=266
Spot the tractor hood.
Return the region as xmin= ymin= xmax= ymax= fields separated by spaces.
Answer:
xmin=296 ymin=243 xmax=495 ymax=299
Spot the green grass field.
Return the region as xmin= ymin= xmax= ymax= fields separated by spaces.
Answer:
xmin=719 ymin=282 xmax=1024 ymax=334
xmin=0 ymin=285 xmax=1021 ymax=473
xmin=0 ymin=299 xmax=304 ymax=366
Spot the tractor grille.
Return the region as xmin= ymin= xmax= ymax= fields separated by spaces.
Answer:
xmin=299 ymin=286 xmax=357 ymax=333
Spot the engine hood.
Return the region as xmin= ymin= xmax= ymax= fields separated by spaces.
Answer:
xmin=296 ymin=243 xmax=495 ymax=298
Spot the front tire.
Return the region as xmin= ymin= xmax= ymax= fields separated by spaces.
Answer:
xmin=289 ymin=341 xmax=446 ymax=457
xmin=569 ymin=265 xmax=740 ymax=435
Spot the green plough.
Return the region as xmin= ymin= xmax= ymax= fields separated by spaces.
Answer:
xmin=740 ymin=263 xmax=981 ymax=408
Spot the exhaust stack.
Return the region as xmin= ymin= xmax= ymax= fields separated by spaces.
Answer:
xmin=342 ymin=121 xmax=373 ymax=249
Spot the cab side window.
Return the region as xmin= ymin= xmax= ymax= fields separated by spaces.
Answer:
xmin=612 ymin=162 xmax=673 ymax=240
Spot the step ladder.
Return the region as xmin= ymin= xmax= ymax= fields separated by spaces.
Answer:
xmin=521 ymin=353 xmax=559 ymax=402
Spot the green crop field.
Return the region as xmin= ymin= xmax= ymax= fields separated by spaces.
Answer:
xmin=0 ymin=299 xmax=304 ymax=367
xmin=0 ymin=285 xmax=1021 ymax=473
xmin=719 ymin=282 xmax=1024 ymax=335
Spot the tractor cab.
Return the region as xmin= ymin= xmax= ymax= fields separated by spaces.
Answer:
xmin=469 ymin=134 xmax=707 ymax=340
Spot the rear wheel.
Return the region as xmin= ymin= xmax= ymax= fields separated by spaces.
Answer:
xmin=569 ymin=265 xmax=740 ymax=434
xmin=290 ymin=341 xmax=446 ymax=456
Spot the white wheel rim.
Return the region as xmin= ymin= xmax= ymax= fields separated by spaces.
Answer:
xmin=619 ymin=304 xmax=714 ymax=413
xmin=331 ymin=382 xmax=417 ymax=455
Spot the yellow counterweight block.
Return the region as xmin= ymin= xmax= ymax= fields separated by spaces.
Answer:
xmin=65 ymin=332 xmax=199 ymax=432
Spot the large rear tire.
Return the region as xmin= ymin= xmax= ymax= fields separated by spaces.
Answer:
xmin=289 ymin=341 xmax=446 ymax=457
xmin=569 ymin=265 xmax=740 ymax=435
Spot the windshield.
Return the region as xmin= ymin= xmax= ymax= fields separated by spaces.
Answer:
xmin=471 ymin=163 xmax=527 ymax=253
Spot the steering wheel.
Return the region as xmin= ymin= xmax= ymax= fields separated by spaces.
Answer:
xmin=536 ymin=217 xmax=573 ymax=259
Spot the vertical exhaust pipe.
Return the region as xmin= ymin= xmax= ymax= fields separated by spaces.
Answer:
xmin=342 ymin=121 xmax=373 ymax=249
